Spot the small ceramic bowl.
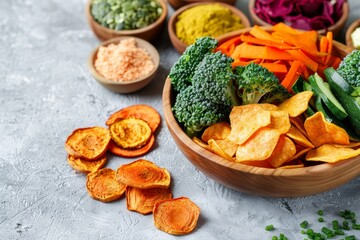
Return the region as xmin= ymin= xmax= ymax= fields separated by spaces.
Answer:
xmin=85 ymin=0 xmax=168 ymax=42
xmin=346 ymin=19 xmax=360 ymax=49
xmin=88 ymin=36 xmax=160 ymax=93
xmin=168 ymin=2 xmax=251 ymax=54
xmin=248 ymin=0 xmax=349 ymax=38
xmin=162 ymin=27 xmax=359 ymax=198
xmin=168 ymin=0 xmax=236 ymax=10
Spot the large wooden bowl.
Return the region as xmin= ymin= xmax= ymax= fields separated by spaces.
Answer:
xmin=86 ymin=0 xmax=167 ymax=42
xmin=162 ymin=27 xmax=359 ymax=198
xmin=248 ymin=0 xmax=349 ymax=39
xmin=168 ymin=2 xmax=251 ymax=54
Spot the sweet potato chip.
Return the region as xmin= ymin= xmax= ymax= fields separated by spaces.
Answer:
xmin=266 ymin=136 xmax=297 ymax=168
xmin=268 ymin=110 xmax=291 ymax=134
xmin=304 ymin=112 xmax=350 ymax=147
xmin=333 ymin=142 xmax=360 ymax=149
xmin=106 ymin=104 xmax=161 ymax=133
xmin=208 ymin=139 xmax=235 ymax=161
xmin=287 ymin=146 xmax=312 ymax=162
xmin=86 ymin=168 xmax=126 ymax=202
xmin=235 ymin=128 xmax=281 ymax=162
xmin=109 ymin=118 xmax=152 ymax=149
xmin=278 ymin=91 xmax=313 ymax=117
xmin=290 ymin=116 xmax=308 ymax=138
xmin=306 ymin=144 xmax=360 ymax=163
xmin=67 ymin=154 xmax=107 ymax=173
xmin=201 ymin=122 xmax=231 ymax=143
xmin=108 ymin=134 xmax=155 ymax=158
xmin=65 ymin=126 xmax=111 ymax=160
xmin=116 ymin=159 xmax=171 ymax=189
xmin=153 ymin=197 xmax=200 ymax=235
xmin=126 ymin=186 xmax=173 ymax=215
xmin=228 ymin=104 xmax=271 ymax=145
xmin=258 ymin=103 xmax=279 ymax=111
xmin=286 ymin=125 xmax=315 ymax=148
xmin=193 ymin=137 xmax=210 ymax=150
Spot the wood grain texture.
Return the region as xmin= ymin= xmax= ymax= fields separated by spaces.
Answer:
xmin=162 ymin=31 xmax=360 ymax=197
xmin=85 ymin=0 xmax=167 ymax=42
xmin=168 ymin=2 xmax=251 ymax=54
xmin=248 ymin=0 xmax=349 ymax=39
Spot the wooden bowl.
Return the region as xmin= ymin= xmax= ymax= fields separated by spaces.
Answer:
xmin=85 ymin=0 xmax=167 ymax=42
xmin=88 ymin=36 xmax=160 ymax=93
xmin=168 ymin=0 xmax=236 ymax=10
xmin=168 ymin=2 xmax=251 ymax=54
xmin=162 ymin=27 xmax=359 ymax=198
xmin=346 ymin=19 xmax=360 ymax=49
xmin=248 ymin=0 xmax=349 ymax=39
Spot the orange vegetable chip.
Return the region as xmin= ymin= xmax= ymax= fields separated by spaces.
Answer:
xmin=290 ymin=116 xmax=308 ymax=138
xmin=116 ymin=159 xmax=171 ymax=189
xmin=287 ymin=146 xmax=312 ymax=162
xmin=235 ymin=128 xmax=281 ymax=162
xmin=109 ymin=118 xmax=152 ymax=149
xmin=304 ymin=112 xmax=350 ymax=147
xmin=201 ymin=122 xmax=231 ymax=143
xmin=258 ymin=103 xmax=279 ymax=111
xmin=278 ymin=91 xmax=313 ymax=117
xmin=65 ymin=126 xmax=111 ymax=160
xmin=86 ymin=168 xmax=126 ymax=202
xmin=106 ymin=104 xmax=161 ymax=133
xmin=268 ymin=110 xmax=291 ymax=134
xmin=67 ymin=154 xmax=107 ymax=173
xmin=333 ymin=142 xmax=360 ymax=149
xmin=208 ymin=139 xmax=236 ymax=161
xmin=108 ymin=135 xmax=155 ymax=158
xmin=228 ymin=104 xmax=271 ymax=145
xmin=193 ymin=137 xmax=210 ymax=150
xmin=306 ymin=144 xmax=360 ymax=163
xmin=126 ymin=186 xmax=172 ymax=215
xmin=266 ymin=136 xmax=297 ymax=168
xmin=286 ymin=125 xmax=315 ymax=148
xmin=153 ymin=197 xmax=200 ymax=235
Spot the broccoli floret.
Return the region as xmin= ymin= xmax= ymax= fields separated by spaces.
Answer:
xmin=337 ymin=49 xmax=360 ymax=87
xmin=173 ymin=86 xmax=229 ymax=137
xmin=172 ymin=51 xmax=239 ymax=137
xmin=233 ymin=62 xmax=291 ymax=105
xmin=169 ymin=37 xmax=218 ymax=92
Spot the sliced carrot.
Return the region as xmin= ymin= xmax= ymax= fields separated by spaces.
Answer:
xmin=232 ymin=59 xmax=261 ymax=68
xmin=232 ymin=43 xmax=294 ymax=60
xmin=259 ymin=62 xmax=288 ymax=74
xmin=319 ymin=35 xmax=329 ymax=64
xmin=240 ymin=34 xmax=297 ymax=50
xmin=216 ymin=35 xmax=242 ymax=56
xmin=250 ymin=25 xmax=281 ymax=42
xmin=107 ymin=134 xmax=155 ymax=158
xmin=287 ymin=50 xmax=319 ymax=72
xmin=116 ymin=159 xmax=171 ymax=189
xmin=106 ymin=104 xmax=161 ymax=133
xmin=281 ymin=60 xmax=302 ymax=92
xmin=324 ymin=31 xmax=333 ymax=65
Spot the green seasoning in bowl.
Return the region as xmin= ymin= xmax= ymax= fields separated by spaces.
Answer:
xmin=175 ymin=3 xmax=245 ymax=45
xmin=90 ymin=0 xmax=163 ymax=31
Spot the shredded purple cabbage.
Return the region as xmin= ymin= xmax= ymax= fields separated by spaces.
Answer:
xmin=253 ymin=0 xmax=345 ymax=31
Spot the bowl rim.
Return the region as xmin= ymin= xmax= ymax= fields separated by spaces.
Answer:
xmin=168 ymin=1 xmax=251 ymax=53
xmin=88 ymin=36 xmax=160 ymax=85
xmin=85 ymin=0 xmax=168 ymax=35
xmin=248 ymin=0 xmax=349 ymax=35
xmin=346 ymin=18 xmax=360 ymax=48
xmin=162 ymin=26 xmax=358 ymax=178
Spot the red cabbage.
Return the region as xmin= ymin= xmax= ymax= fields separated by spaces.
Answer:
xmin=253 ymin=0 xmax=345 ymax=31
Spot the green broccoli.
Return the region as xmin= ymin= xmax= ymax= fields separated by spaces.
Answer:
xmin=337 ymin=49 xmax=360 ymax=87
xmin=168 ymin=37 xmax=218 ymax=92
xmin=172 ymin=51 xmax=239 ymax=137
xmin=233 ymin=62 xmax=291 ymax=105
xmin=337 ymin=49 xmax=360 ymax=104
xmin=173 ymin=86 xmax=229 ymax=137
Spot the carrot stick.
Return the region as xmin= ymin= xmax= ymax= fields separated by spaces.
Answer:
xmin=319 ymin=36 xmax=329 ymax=64
xmin=324 ymin=31 xmax=333 ymax=65
xmin=259 ymin=62 xmax=288 ymax=74
xmin=216 ymin=35 xmax=242 ymax=56
xmin=281 ymin=60 xmax=302 ymax=91
xmin=232 ymin=43 xmax=294 ymax=60
xmin=287 ymin=50 xmax=319 ymax=72
xmin=250 ymin=25 xmax=282 ymax=42
xmin=232 ymin=59 xmax=262 ymax=68
xmin=239 ymin=34 xmax=298 ymax=50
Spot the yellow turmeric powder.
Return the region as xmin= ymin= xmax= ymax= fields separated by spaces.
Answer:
xmin=175 ymin=4 xmax=244 ymax=45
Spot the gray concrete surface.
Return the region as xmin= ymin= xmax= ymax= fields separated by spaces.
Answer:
xmin=1 ymin=0 xmax=360 ymax=239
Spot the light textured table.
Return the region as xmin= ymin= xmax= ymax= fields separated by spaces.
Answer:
xmin=1 ymin=1 xmax=360 ymax=239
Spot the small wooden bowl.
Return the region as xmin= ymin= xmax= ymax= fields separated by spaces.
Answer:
xmin=346 ymin=19 xmax=360 ymax=49
xmin=168 ymin=2 xmax=251 ymax=54
xmin=168 ymin=0 xmax=236 ymax=10
xmin=88 ymin=36 xmax=160 ymax=93
xmin=162 ymin=27 xmax=359 ymax=198
xmin=85 ymin=0 xmax=167 ymax=42
xmin=248 ymin=0 xmax=349 ymax=38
